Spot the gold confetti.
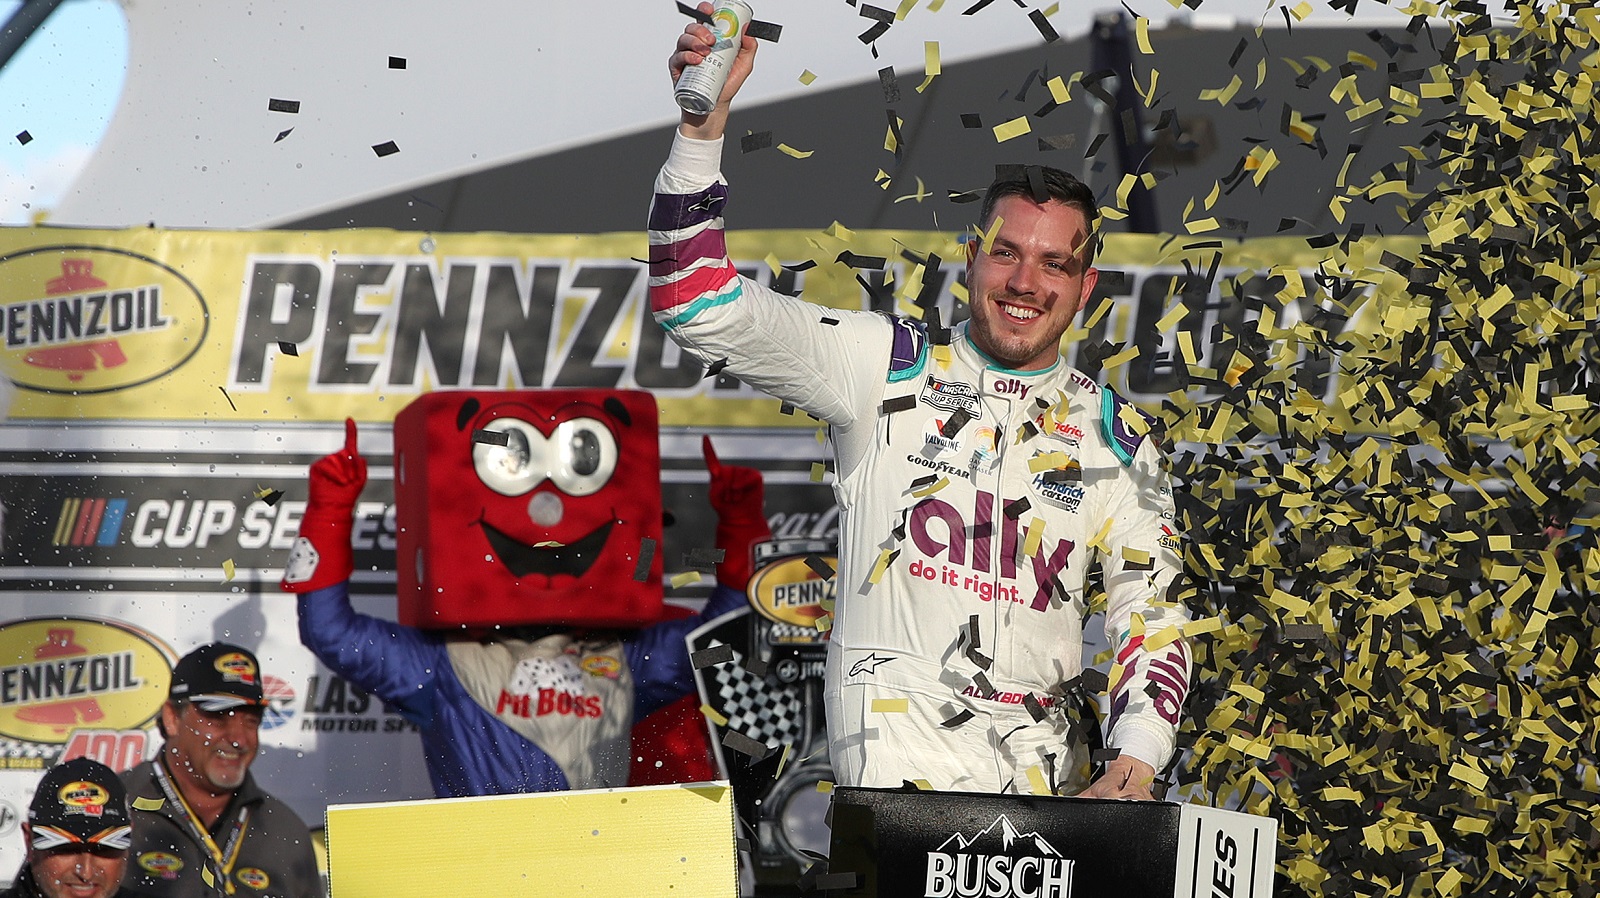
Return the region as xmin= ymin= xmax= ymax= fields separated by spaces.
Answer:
xmin=991 ymin=116 xmax=1032 ymax=143
xmin=699 ymin=703 xmax=728 ymax=727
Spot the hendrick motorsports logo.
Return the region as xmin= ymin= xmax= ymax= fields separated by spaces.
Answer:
xmin=924 ymin=814 xmax=1075 ymax=898
xmin=0 ymin=247 xmax=209 ymax=394
xmin=0 ymin=618 xmax=174 ymax=744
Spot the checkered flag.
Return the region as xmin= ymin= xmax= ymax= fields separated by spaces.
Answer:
xmin=710 ymin=646 xmax=805 ymax=749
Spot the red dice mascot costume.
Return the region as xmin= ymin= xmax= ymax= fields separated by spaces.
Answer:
xmin=281 ymin=390 xmax=765 ymax=797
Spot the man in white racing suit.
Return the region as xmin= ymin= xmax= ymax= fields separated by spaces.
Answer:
xmin=650 ymin=9 xmax=1192 ymax=799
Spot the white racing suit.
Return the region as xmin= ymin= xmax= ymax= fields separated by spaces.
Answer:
xmin=648 ymin=132 xmax=1192 ymax=793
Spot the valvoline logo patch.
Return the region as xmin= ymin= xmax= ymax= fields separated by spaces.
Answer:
xmin=0 ymin=246 xmax=209 ymax=395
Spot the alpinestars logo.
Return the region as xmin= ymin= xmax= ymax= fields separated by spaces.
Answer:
xmin=924 ymin=814 xmax=1075 ymax=897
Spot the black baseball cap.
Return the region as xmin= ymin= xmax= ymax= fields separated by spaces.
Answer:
xmin=169 ymin=643 xmax=267 ymax=712
xmin=28 ymin=758 xmax=132 ymax=852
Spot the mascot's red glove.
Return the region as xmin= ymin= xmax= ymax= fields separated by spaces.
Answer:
xmin=281 ymin=418 xmax=368 ymax=593
xmin=703 ymin=435 xmax=770 ymax=590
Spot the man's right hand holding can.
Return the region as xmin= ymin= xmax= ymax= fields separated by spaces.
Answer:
xmin=670 ymin=1 xmax=759 ymax=141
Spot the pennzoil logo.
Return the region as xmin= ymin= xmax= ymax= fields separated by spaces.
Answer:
xmin=235 ymin=868 xmax=271 ymax=890
xmin=580 ymin=656 xmax=621 ymax=680
xmin=57 ymin=782 xmax=110 ymax=816
xmin=748 ymin=555 xmax=836 ymax=640
xmin=214 ymin=652 xmax=258 ymax=686
xmin=0 ymin=247 xmax=209 ymax=395
xmin=138 ymin=852 xmax=183 ymax=879
xmin=0 ymin=618 xmax=174 ymax=744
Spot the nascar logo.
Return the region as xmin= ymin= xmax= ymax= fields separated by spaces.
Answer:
xmin=53 ymin=498 xmax=128 ymax=547
xmin=920 ymin=377 xmax=979 ymax=415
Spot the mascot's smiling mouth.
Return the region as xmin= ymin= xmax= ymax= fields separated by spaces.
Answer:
xmin=479 ymin=518 xmax=614 ymax=578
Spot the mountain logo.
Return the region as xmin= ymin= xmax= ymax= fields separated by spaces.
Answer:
xmin=923 ymin=814 xmax=1075 ymax=898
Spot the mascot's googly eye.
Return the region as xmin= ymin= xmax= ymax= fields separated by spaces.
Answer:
xmin=472 ymin=418 xmax=546 ymax=496
xmin=549 ymin=418 xmax=618 ymax=497
xmin=471 ymin=416 xmax=618 ymax=497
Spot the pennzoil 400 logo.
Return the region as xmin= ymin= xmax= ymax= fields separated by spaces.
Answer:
xmin=0 ymin=247 xmax=209 ymax=394
xmin=0 ymin=618 xmax=174 ymax=744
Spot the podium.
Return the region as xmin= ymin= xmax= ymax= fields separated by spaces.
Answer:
xmin=323 ymin=782 xmax=739 ymax=898
xmin=827 ymin=787 xmax=1277 ymax=898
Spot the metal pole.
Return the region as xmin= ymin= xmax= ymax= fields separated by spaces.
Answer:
xmin=0 ymin=0 xmax=68 ymax=75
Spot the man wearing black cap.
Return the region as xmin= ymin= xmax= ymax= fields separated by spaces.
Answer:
xmin=120 ymin=644 xmax=318 ymax=898
xmin=4 ymin=758 xmax=139 ymax=898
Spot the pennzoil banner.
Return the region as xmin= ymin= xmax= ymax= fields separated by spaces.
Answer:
xmin=0 ymin=226 xmax=1416 ymax=425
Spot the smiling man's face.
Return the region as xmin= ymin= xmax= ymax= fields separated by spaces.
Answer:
xmin=965 ymin=195 xmax=1100 ymax=371
xmin=30 ymin=844 xmax=127 ymax=898
xmin=161 ymin=700 xmax=262 ymax=795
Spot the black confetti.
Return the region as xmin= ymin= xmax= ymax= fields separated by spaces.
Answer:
xmin=472 ymin=429 xmax=509 ymax=447
xmin=1028 ymin=9 xmax=1059 ymax=42
xmin=941 ymin=709 xmax=975 ymax=728
xmin=880 ymin=395 xmax=917 ymax=415
xmin=722 ymin=730 xmax=772 ymax=761
xmin=371 ymin=140 xmax=400 ymax=157
xmin=632 ymin=538 xmax=656 ymax=582
xmin=804 ymin=555 xmax=836 ymax=580
xmin=745 ymin=19 xmax=782 ymax=41
xmin=268 ymin=98 xmax=300 ymax=113
xmin=676 ymin=1 xmax=714 ymax=24
xmin=691 ymin=644 xmax=736 ymax=669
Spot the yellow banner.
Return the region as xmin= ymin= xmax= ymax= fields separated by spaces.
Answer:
xmin=0 ymin=226 xmax=1417 ymax=425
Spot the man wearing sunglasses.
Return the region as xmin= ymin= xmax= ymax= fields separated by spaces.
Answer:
xmin=5 ymin=758 xmax=138 ymax=898
xmin=120 ymin=644 xmax=319 ymax=898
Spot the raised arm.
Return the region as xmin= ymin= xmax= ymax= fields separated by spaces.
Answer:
xmin=283 ymin=419 xmax=446 ymax=721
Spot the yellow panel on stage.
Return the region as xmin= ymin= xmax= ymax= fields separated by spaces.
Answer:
xmin=324 ymin=781 xmax=738 ymax=898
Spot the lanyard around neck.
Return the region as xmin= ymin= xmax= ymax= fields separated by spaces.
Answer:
xmin=153 ymin=758 xmax=252 ymax=895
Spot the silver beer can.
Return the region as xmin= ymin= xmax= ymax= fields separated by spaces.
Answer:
xmin=674 ymin=0 xmax=754 ymax=115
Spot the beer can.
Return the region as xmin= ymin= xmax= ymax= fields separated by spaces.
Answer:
xmin=674 ymin=0 xmax=753 ymax=115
